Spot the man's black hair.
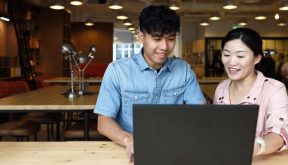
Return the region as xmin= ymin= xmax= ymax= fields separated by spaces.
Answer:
xmin=139 ymin=5 xmax=180 ymax=36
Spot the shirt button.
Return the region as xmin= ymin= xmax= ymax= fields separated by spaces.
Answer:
xmin=265 ymin=79 xmax=268 ymax=82
xmin=134 ymin=96 xmax=138 ymax=99
xmin=247 ymin=96 xmax=250 ymax=99
xmin=279 ymin=118 xmax=284 ymax=121
xmin=254 ymin=98 xmax=256 ymax=100
xmin=174 ymin=93 xmax=177 ymax=95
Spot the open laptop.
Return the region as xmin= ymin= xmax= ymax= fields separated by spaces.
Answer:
xmin=133 ymin=104 xmax=259 ymax=165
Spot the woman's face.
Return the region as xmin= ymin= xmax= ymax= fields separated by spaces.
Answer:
xmin=222 ymin=39 xmax=261 ymax=81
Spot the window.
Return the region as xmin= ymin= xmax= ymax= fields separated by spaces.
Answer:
xmin=113 ymin=43 xmax=142 ymax=60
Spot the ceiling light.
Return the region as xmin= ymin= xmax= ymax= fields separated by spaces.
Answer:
xmin=50 ymin=1 xmax=65 ymax=10
xmin=279 ymin=1 xmax=288 ymax=11
xmin=0 ymin=16 xmax=9 ymax=22
xmin=223 ymin=0 xmax=238 ymax=10
xmin=128 ymin=26 xmax=135 ymax=31
xmin=108 ymin=0 xmax=123 ymax=10
xmin=116 ymin=14 xmax=128 ymax=20
xmin=238 ymin=20 xmax=247 ymax=26
xmin=169 ymin=1 xmax=180 ymax=11
xmin=200 ymin=20 xmax=210 ymax=26
xmin=254 ymin=15 xmax=267 ymax=20
xmin=209 ymin=15 xmax=221 ymax=21
xmin=277 ymin=20 xmax=287 ymax=26
xmin=84 ymin=19 xmax=94 ymax=26
xmin=70 ymin=0 xmax=83 ymax=6
xmin=123 ymin=19 xmax=132 ymax=26
xmin=275 ymin=13 xmax=280 ymax=20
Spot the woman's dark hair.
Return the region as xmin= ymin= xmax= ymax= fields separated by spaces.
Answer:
xmin=139 ymin=5 xmax=180 ymax=35
xmin=221 ymin=28 xmax=263 ymax=57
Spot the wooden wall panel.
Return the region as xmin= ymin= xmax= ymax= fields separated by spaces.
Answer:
xmin=39 ymin=8 xmax=65 ymax=76
xmin=71 ymin=22 xmax=113 ymax=64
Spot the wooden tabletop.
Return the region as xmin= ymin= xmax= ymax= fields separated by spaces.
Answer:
xmin=0 ymin=85 xmax=99 ymax=111
xmin=0 ymin=141 xmax=287 ymax=165
xmin=44 ymin=77 xmax=102 ymax=83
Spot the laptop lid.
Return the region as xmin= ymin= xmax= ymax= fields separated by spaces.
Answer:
xmin=133 ymin=104 xmax=259 ymax=165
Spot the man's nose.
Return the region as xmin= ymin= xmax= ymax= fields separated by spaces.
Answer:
xmin=159 ymin=39 xmax=168 ymax=50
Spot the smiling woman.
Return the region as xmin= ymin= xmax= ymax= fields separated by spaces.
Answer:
xmin=214 ymin=27 xmax=288 ymax=157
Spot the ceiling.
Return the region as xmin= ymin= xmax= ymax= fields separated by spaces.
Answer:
xmin=27 ymin=0 xmax=288 ymax=29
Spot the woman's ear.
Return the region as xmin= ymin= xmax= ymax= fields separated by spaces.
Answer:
xmin=254 ymin=54 xmax=262 ymax=65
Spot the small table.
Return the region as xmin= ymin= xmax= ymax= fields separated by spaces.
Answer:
xmin=0 ymin=85 xmax=99 ymax=140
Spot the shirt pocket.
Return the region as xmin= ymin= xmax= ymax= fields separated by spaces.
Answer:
xmin=123 ymin=91 xmax=150 ymax=116
xmin=163 ymin=86 xmax=185 ymax=104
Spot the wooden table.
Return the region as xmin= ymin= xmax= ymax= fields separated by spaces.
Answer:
xmin=44 ymin=77 xmax=102 ymax=84
xmin=0 ymin=141 xmax=287 ymax=165
xmin=0 ymin=85 xmax=99 ymax=140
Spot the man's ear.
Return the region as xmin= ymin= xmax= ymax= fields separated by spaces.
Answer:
xmin=254 ymin=54 xmax=262 ymax=65
xmin=138 ymin=31 xmax=144 ymax=43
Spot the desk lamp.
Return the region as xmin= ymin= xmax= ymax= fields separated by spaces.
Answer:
xmin=73 ymin=46 xmax=96 ymax=95
xmin=61 ymin=43 xmax=96 ymax=98
xmin=61 ymin=43 xmax=79 ymax=98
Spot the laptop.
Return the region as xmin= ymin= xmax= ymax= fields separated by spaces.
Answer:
xmin=133 ymin=104 xmax=259 ymax=165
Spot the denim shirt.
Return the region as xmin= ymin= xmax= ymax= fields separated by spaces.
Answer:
xmin=94 ymin=52 xmax=205 ymax=133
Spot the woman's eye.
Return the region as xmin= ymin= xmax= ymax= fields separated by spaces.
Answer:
xmin=237 ymin=56 xmax=244 ymax=58
xmin=223 ymin=54 xmax=230 ymax=57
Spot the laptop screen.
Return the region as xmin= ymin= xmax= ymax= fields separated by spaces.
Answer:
xmin=133 ymin=104 xmax=259 ymax=165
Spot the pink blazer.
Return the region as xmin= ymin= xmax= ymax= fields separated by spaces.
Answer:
xmin=213 ymin=71 xmax=288 ymax=150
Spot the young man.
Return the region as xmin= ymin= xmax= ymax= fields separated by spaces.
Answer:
xmin=94 ymin=5 xmax=205 ymax=160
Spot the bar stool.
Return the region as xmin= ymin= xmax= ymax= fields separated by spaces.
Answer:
xmin=0 ymin=120 xmax=41 ymax=141
xmin=64 ymin=120 xmax=108 ymax=141
xmin=21 ymin=112 xmax=62 ymax=141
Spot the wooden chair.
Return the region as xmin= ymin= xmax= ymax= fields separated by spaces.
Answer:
xmin=0 ymin=81 xmax=41 ymax=141
xmin=0 ymin=120 xmax=41 ymax=141
xmin=64 ymin=113 xmax=107 ymax=141
xmin=21 ymin=112 xmax=62 ymax=141
xmin=20 ymin=77 xmax=63 ymax=141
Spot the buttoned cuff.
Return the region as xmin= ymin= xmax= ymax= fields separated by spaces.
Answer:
xmin=266 ymin=128 xmax=288 ymax=151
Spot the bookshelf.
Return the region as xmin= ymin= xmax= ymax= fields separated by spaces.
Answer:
xmin=0 ymin=56 xmax=21 ymax=78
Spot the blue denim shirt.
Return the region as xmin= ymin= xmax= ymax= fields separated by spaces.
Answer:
xmin=94 ymin=52 xmax=205 ymax=133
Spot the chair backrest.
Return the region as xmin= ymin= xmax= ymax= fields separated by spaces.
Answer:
xmin=0 ymin=81 xmax=30 ymax=98
xmin=80 ymin=63 xmax=109 ymax=78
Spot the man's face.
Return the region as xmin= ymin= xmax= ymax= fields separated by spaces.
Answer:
xmin=138 ymin=31 xmax=177 ymax=69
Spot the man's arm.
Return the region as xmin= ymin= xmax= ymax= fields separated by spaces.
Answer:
xmin=97 ymin=115 xmax=134 ymax=160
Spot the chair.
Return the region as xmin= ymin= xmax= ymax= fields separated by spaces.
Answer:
xmin=0 ymin=120 xmax=41 ymax=141
xmin=0 ymin=81 xmax=41 ymax=141
xmin=64 ymin=113 xmax=108 ymax=141
xmin=20 ymin=112 xmax=62 ymax=141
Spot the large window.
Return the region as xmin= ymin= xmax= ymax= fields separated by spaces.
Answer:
xmin=113 ymin=43 xmax=142 ymax=61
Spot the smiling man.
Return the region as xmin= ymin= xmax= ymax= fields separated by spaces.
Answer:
xmin=94 ymin=5 xmax=205 ymax=161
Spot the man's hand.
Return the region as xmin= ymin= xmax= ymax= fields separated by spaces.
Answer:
xmin=123 ymin=135 xmax=134 ymax=162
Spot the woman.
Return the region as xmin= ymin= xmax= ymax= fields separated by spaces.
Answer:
xmin=213 ymin=28 xmax=288 ymax=156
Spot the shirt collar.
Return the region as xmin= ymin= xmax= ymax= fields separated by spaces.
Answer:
xmin=240 ymin=71 xmax=266 ymax=104
xmin=133 ymin=48 xmax=172 ymax=72
xmin=222 ymin=71 xmax=266 ymax=104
